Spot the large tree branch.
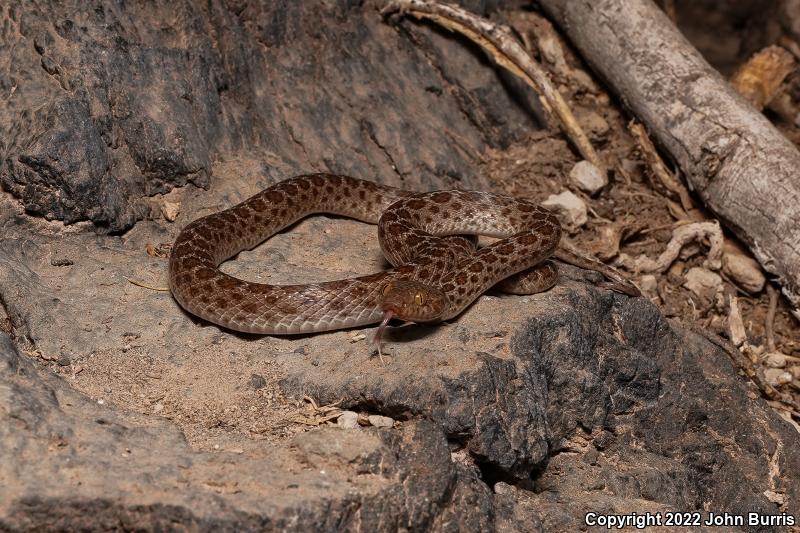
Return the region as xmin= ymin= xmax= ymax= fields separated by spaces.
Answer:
xmin=539 ymin=0 xmax=800 ymax=317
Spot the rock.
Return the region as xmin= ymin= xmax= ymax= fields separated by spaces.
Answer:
xmin=541 ymin=191 xmax=588 ymax=230
xmin=0 ymin=334 xmax=493 ymax=531
xmin=762 ymin=352 xmax=787 ymax=368
xmin=336 ymin=411 xmax=360 ymax=429
xmin=638 ymin=274 xmax=658 ymax=295
xmin=569 ymin=160 xmax=607 ymax=195
xmin=161 ymin=201 xmax=180 ymax=222
xmin=763 ymin=368 xmax=793 ymax=386
xmin=368 ymin=415 xmax=395 ymax=428
xmin=248 ymin=374 xmax=267 ymax=390
xmin=0 ymin=1 xmax=535 ymax=231
xmin=722 ymin=246 xmax=766 ymax=293
xmin=683 ymin=267 xmax=723 ymax=303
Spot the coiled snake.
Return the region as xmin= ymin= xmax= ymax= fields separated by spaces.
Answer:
xmin=169 ymin=174 xmax=638 ymax=353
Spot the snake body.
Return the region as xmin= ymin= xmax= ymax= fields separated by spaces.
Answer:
xmin=169 ymin=174 xmax=636 ymax=334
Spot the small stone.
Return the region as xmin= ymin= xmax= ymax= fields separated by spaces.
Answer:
xmin=722 ymin=249 xmax=765 ymax=293
xmin=683 ymin=267 xmax=723 ymax=302
xmin=337 ymin=411 xmax=360 ymax=429
xmin=367 ymin=415 xmax=394 ymax=428
xmin=569 ymin=161 xmax=607 ymax=195
xmin=493 ymin=482 xmax=512 ymax=495
xmin=349 ymin=332 xmax=367 ymax=343
xmin=56 ymin=354 xmax=72 ymax=366
xmin=542 ymin=191 xmax=587 ymax=230
xmin=763 ymin=368 xmax=793 ymax=386
xmin=161 ymin=200 xmax=180 ymax=222
xmin=763 ymin=490 xmax=786 ymax=506
xmin=638 ymin=274 xmax=658 ymax=294
xmin=152 ymin=403 xmax=164 ymax=413
xmin=762 ymin=352 xmax=787 ymax=368
xmin=249 ymin=374 xmax=267 ymax=389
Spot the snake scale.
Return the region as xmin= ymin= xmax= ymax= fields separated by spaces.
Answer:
xmin=169 ymin=174 xmax=638 ymax=341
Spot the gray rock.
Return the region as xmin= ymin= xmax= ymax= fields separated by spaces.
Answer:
xmin=337 ymin=410 xmax=360 ymax=429
xmin=541 ymin=190 xmax=588 ymax=230
xmin=368 ymin=415 xmax=396 ymax=428
xmin=569 ymin=160 xmax=607 ymax=195
xmin=0 ymin=0 xmax=534 ymax=231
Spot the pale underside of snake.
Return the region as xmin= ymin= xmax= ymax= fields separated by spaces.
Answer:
xmin=169 ymin=174 xmax=639 ymax=353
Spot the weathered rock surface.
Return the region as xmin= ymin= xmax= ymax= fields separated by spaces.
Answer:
xmin=0 ymin=0 xmax=533 ymax=231
xmin=1 ymin=0 xmax=799 ymax=531
xmin=0 ymin=333 xmax=495 ymax=531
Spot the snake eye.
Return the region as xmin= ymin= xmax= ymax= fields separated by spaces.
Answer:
xmin=414 ymin=291 xmax=425 ymax=306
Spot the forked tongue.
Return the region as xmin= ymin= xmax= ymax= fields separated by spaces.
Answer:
xmin=372 ymin=310 xmax=395 ymax=364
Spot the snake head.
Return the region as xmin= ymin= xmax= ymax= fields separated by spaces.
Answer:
xmin=381 ymin=280 xmax=448 ymax=323
xmin=372 ymin=280 xmax=448 ymax=362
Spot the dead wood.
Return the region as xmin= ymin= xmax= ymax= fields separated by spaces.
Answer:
xmin=540 ymin=0 xmax=800 ymax=318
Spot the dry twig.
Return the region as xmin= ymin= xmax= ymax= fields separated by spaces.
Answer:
xmin=628 ymin=121 xmax=693 ymax=211
xmin=616 ymin=221 xmax=723 ymax=274
xmin=381 ymin=0 xmax=603 ymax=171
xmin=124 ymin=276 xmax=170 ymax=292
xmin=765 ymin=283 xmax=779 ymax=353
xmin=290 ymin=396 xmax=345 ymax=426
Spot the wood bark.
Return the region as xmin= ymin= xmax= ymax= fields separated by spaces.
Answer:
xmin=540 ymin=0 xmax=800 ymax=314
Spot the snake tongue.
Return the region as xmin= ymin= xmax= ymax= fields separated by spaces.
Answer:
xmin=372 ymin=310 xmax=395 ymax=363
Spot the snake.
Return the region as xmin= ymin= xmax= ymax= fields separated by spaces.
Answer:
xmin=169 ymin=174 xmax=639 ymax=349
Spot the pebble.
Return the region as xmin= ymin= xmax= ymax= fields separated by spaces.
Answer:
xmin=722 ymin=247 xmax=765 ymax=293
xmin=762 ymin=352 xmax=787 ymax=368
xmin=367 ymin=415 xmax=394 ymax=428
xmin=638 ymin=274 xmax=658 ymax=294
xmin=683 ymin=267 xmax=723 ymax=302
xmin=763 ymin=368 xmax=793 ymax=386
xmin=249 ymin=374 xmax=267 ymax=389
xmin=161 ymin=200 xmax=180 ymax=222
xmin=542 ymin=191 xmax=587 ymax=230
xmin=493 ymin=482 xmax=512 ymax=495
xmin=336 ymin=411 xmax=360 ymax=429
xmin=569 ymin=161 xmax=607 ymax=195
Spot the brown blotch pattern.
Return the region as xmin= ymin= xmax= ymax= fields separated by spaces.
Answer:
xmin=496 ymin=243 xmax=515 ymax=255
xmin=170 ymin=174 xmax=571 ymax=333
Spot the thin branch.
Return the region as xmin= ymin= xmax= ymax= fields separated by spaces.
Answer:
xmin=381 ymin=0 xmax=603 ymax=171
